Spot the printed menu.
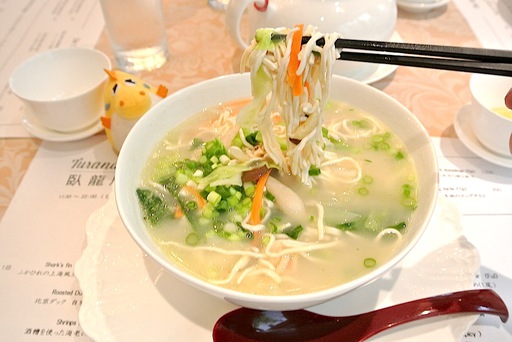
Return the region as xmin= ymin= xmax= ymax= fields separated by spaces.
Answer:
xmin=0 ymin=135 xmax=115 ymax=340
xmin=0 ymin=135 xmax=511 ymax=341
xmin=0 ymin=0 xmax=104 ymax=138
xmin=453 ymin=0 xmax=512 ymax=50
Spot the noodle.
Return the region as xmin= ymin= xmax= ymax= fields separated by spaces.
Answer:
xmin=137 ymin=26 xmax=419 ymax=295
xmin=240 ymin=26 xmax=341 ymax=184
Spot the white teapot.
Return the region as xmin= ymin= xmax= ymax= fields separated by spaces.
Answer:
xmin=226 ymin=0 xmax=397 ymax=80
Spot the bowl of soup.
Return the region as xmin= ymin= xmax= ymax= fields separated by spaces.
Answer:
xmin=115 ymin=73 xmax=438 ymax=310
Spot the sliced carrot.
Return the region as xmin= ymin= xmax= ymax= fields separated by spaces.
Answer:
xmin=287 ymin=24 xmax=304 ymax=97
xmin=304 ymin=81 xmax=311 ymax=97
xmin=174 ymin=206 xmax=184 ymax=219
xmin=182 ymin=185 xmax=206 ymax=208
xmin=156 ymin=84 xmax=169 ymax=98
xmin=249 ymin=170 xmax=271 ymax=225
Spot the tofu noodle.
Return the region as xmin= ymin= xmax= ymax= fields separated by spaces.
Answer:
xmin=136 ymin=26 xmax=418 ymax=295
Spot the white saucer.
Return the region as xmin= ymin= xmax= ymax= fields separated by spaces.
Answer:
xmin=22 ymin=110 xmax=104 ymax=142
xmin=362 ymin=62 xmax=399 ymax=85
xmin=397 ymin=0 xmax=450 ymax=13
xmin=454 ymin=105 xmax=512 ymax=169
xmin=360 ymin=31 xmax=402 ymax=84
xmin=75 ymin=195 xmax=479 ymax=341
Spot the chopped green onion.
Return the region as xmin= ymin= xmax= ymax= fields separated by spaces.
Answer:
xmin=191 ymin=138 xmax=204 ymax=150
xmin=395 ymin=150 xmax=405 ymax=160
xmin=244 ymin=184 xmax=256 ymax=197
xmin=387 ymin=221 xmax=407 ymax=230
xmin=283 ymin=225 xmax=304 ymax=240
xmin=308 ymin=166 xmax=321 ymax=176
xmin=264 ymin=191 xmax=276 ymax=202
xmin=202 ymin=203 xmax=215 ymax=219
xmin=358 ymin=187 xmax=369 ymax=196
xmin=174 ymin=172 xmax=188 ymax=185
xmin=351 ymin=119 xmax=370 ymax=129
xmin=219 ymin=154 xmax=230 ymax=165
xmin=185 ymin=201 xmax=198 ymax=210
xmin=322 ymin=127 xmax=329 ymax=138
xmin=401 ymin=198 xmax=417 ymax=209
xmin=363 ymin=258 xmax=376 ymax=268
xmin=402 ymin=184 xmax=412 ymax=197
xmin=335 ymin=222 xmax=357 ymax=231
xmin=362 ymin=175 xmax=373 ymax=184
xmin=245 ymin=131 xmax=260 ymax=146
xmin=186 ymin=232 xmax=200 ymax=246
xmin=207 ymin=190 xmax=222 ymax=205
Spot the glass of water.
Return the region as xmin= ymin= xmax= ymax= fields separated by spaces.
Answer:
xmin=99 ymin=0 xmax=170 ymax=73
xmin=208 ymin=0 xmax=230 ymax=11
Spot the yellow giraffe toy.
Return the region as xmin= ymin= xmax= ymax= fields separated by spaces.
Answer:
xmin=101 ymin=69 xmax=168 ymax=153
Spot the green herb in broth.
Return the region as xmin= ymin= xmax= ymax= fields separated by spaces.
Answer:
xmin=136 ymin=188 xmax=171 ymax=225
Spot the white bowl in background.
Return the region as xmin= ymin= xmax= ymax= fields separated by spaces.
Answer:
xmin=470 ymin=73 xmax=512 ymax=157
xmin=9 ymin=47 xmax=111 ymax=133
xmin=115 ymin=73 xmax=438 ymax=311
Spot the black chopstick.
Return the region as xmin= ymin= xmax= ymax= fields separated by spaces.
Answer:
xmin=339 ymin=51 xmax=512 ymax=76
xmin=333 ymin=39 xmax=512 ymax=63
xmin=302 ymin=36 xmax=512 ymax=76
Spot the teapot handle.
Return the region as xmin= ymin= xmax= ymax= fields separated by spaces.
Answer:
xmin=226 ymin=0 xmax=267 ymax=49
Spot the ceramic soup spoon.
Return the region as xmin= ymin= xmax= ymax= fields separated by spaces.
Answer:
xmin=212 ymin=289 xmax=508 ymax=341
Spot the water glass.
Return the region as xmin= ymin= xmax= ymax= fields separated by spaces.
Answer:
xmin=208 ymin=0 xmax=230 ymax=10
xmin=99 ymin=0 xmax=170 ymax=72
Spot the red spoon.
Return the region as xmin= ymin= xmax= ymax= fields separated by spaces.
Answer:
xmin=212 ymin=289 xmax=508 ymax=342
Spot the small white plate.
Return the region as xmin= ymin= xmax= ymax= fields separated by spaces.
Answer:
xmin=22 ymin=108 xmax=104 ymax=142
xmin=75 ymin=195 xmax=480 ymax=342
xmin=397 ymin=0 xmax=450 ymax=13
xmin=360 ymin=32 xmax=402 ymax=84
xmin=454 ymin=105 xmax=512 ymax=169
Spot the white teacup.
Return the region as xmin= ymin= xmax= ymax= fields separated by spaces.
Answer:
xmin=226 ymin=0 xmax=397 ymax=80
xmin=9 ymin=47 xmax=111 ymax=133
xmin=470 ymin=74 xmax=512 ymax=157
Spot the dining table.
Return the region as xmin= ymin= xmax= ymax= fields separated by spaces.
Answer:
xmin=0 ymin=0 xmax=511 ymax=341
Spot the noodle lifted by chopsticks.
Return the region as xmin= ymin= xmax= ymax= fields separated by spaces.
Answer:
xmin=239 ymin=25 xmax=341 ymax=184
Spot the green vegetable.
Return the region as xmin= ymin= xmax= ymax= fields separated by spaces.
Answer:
xmin=358 ymin=187 xmax=369 ymax=196
xmin=237 ymin=66 xmax=272 ymax=128
xmin=308 ymin=166 xmax=321 ymax=176
xmin=191 ymin=138 xmax=204 ymax=150
xmin=264 ymin=191 xmax=276 ymax=202
xmin=401 ymin=184 xmax=417 ymax=209
xmin=244 ymin=130 xmax=262 ymax=146
xmin=363 ymin=258 xmax=377 ymax=268
xmin=351 ymin=119 xmax=370 ymax=129
xmin=335 ymin=221 xmax=358 ymax=231
xmin=362 ymin=175 xmax=373 ymax=184
xmin=197 ymin=159 xmax=270 ymax=189
xmin=204 ymin=138 xmax=227 ymax=160
xmin=136 ymin=188 xmax=170 ymax=225
xmin=387 ymin=221 xmax=406 ymax=230
xmin=283 ymin=225 xmax=304 ymax=240
xmin=186 ymin=232 xmax=200 ymax=246
xmin=160 ymin=177 xmax=205 ymax=235
xmin=394 ymin=150 xmax=406 ymax=160
xmin=255 ymin=28 xmax=281 ymax=50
